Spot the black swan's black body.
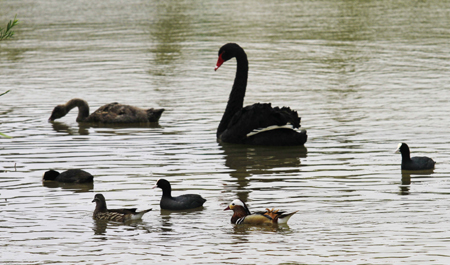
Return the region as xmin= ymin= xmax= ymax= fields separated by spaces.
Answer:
xmin=215 ymin=43 xmax=307 ymax=146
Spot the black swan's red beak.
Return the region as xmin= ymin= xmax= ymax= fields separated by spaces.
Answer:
xmin=215 ymin=53 xmax=225 ymax=71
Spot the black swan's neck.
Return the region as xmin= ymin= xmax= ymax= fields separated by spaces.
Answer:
xmin=66 ymin=98 xmax=90 ymax=122
xmin=217 ymin=49 xmax=248 ymax=138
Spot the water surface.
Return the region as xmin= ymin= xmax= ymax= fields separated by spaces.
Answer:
xmin=1 ymin=0 xmax=450 ymax=264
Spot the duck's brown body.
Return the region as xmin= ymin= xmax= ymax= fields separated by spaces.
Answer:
xmin=92 ymin=194 xmax=152 ymax=222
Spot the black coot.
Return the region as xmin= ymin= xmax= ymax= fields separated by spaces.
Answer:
xmin=395 ymin=143 xmax=435 ymax=170
xmin=43 ymin=169 xmax=93 ymax=183
xmin=154 ymin=179 xmax=206 ymax=210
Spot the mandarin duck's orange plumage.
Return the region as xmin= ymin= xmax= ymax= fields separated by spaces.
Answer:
xmin=224 ymin=199 xmax=297 ymax=225
xmin=92 ymin=194 xmax=152 ymax=222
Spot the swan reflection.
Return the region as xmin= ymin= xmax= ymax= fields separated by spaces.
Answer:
xmin=50 ymin=120 xmax=162 ymax=135
xmin=220 ymin=143 xmax=307 ymax=201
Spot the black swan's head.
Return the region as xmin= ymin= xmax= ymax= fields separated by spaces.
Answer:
xmin=215 ymin=43 xmax=243 ymax=71
xmin=147 ymin=108 xmax=165 ymax=123
xmin=49 ymin=105 xmax=66 ymax=121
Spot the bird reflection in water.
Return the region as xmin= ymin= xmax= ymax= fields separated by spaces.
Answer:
xmin=399 ymin=172 xmax=411 ymax=195
xmin=219 ymin=143 xmax=307 ymax=201
xmin=42 ymin=181 xmax=93 ymax=192
xmin=50 ymin=121 xmax=90 ymax=135
xmin=50 ymin=121 xmax=162 ymax=135
xmin=93 ymin=219 xmax=109 ymax=235
xmin=231 ymin=223 xmax=293 ymax=234
xmin=158 ymin=208 xmax=205 ymax=233
xmin=92 ymin=219 xmax=152 ymax=235
xmin=399 ymin=169 xmax=435 ymax=196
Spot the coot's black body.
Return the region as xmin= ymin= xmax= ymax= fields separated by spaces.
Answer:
xmin=154 ymin=179 xmax=206 ymax=210
xmin=43 ymin=169 xmax=93 ymax=183
xmin=395 ymin=143 xmax=435 ymax=170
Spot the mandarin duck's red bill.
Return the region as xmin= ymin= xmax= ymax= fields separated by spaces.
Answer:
xmin=224 ymin=199 xmax=298 ymax=225
xmin=92 ymin=193 xmax=152 ymax=222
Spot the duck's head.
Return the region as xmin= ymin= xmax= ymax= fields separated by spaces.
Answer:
xmin=92 ymin=193 xmax=106 ymax=203
xmin=224 ymin=199 xmax=251 ymax=214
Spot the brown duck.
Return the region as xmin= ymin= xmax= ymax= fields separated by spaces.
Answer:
xmin=92 ymin=194 xmax=152 ymax=222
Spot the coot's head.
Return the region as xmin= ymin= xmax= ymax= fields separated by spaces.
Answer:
xmin=43 ymin=170 xmax=60 ymax=181
xmin=154 ymin=178 xmax=171 ymax=191
xmin=395 ymin=143 xmax=410 ymax=156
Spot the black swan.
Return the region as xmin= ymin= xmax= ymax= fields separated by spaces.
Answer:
xmin=48 ymin=98 xmax=164 ymax=123
xmin=153 ymin=179 xmax=206 ymax=210
xmin=395 ymin=143 xmax=435 ymax=170
xmin=92 ymin=194 xmax=152 ymax=222
xmin=224 ymin=199 xmax=298 ymax=225
xmin=215 ymin=43 xmax=307 ymax=146
xmin=43 ymin=169 xmax=93 ymax=183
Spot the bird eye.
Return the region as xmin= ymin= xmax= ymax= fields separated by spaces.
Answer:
xmin=231 ymin=203 xmax=235 ymax=206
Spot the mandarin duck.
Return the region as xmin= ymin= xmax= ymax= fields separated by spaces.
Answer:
xmin=224 ymin=199 xmax=297 ymax=225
